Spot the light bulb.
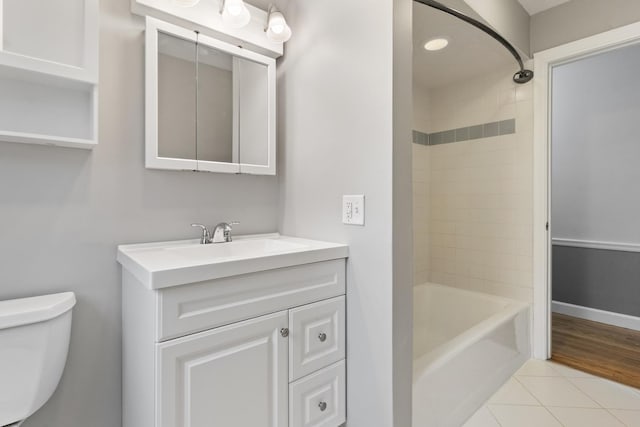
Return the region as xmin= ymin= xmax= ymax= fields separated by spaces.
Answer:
xmin=266 ymin=10 xmax=291 ymax=42
xmin=221 ymin=0 xmax=251 ymax=29
xmin=173 ymin=0 xmax=201 ymax=6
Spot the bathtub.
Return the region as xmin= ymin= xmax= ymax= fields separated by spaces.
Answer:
xmin=413 ymin=283 xmax=530 ymax=427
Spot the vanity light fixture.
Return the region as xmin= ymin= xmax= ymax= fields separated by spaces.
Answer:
xmin=424 ymin=37 xmax=449 ymax=51
xmin=265 ymin=5 xmax=292 ymax=42
xmin=174 ymin=0 xmax=292 ymax=43
xmin=173 ymin=0 xmax=201 ymax=6
xmin=220 ymin=0 xmax=251 ymax=29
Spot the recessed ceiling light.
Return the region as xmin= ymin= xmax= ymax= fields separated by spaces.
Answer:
xmin=424 ymin=37 xmax=449 ymax=51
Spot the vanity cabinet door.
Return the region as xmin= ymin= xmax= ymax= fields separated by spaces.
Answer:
xmin=156 ymin=311 xmax=288 ymax=427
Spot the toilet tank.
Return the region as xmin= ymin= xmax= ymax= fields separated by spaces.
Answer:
xmin=0 ymin=292 xmax=76 ymax=426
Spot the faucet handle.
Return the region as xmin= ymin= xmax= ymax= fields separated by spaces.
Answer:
xmin=191 ymin=223 xmax=211 ymax=244
xmin=228 ymin=221 xmax=240 ymax=227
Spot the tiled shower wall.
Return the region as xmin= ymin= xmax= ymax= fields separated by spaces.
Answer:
xmin=413 ymin=65 xmax=534 ymax=302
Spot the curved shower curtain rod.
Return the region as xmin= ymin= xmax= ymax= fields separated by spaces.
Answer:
xmin=414 ymin=0 xmax=534 ymax=84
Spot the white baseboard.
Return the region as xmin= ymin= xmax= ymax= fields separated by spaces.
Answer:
xmin=552 ymin=238 xmax=640 ymax=253
xmin=552 ymin=301 xmax=640 ymax=332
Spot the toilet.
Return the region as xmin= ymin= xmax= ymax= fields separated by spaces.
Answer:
xmin=0 ymin=292 xmax=76 ymax=427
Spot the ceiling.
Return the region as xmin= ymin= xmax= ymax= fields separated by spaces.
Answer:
xmin=413 ymin=1 xmax=514 ymax=90
xmin=516 ymin=0 xmax=571 ymax=15
xmin=249 ymin=0 xmax=571 ymax=16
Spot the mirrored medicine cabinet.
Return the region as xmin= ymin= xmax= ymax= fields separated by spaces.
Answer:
xmin=145 ymin=17 xmax=276 ymax=175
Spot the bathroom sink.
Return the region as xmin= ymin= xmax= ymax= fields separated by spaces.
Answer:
xmin=165 ymin=238 xmax=308 ymax=262
xmin=117 ymin=234 xmax=348 ymax=289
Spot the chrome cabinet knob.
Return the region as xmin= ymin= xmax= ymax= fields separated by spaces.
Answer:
xmin=318 ymin=332 xmax=327 ymax=342
xmin=318 ymin=401 xmax=327 ymax=411
xmin=280 ymin=328 xmax=289 ymax=338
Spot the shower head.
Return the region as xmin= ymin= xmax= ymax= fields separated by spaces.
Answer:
xmin=514 ymin=69 xmax=534 ymax=84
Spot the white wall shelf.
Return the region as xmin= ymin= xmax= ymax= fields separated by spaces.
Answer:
xmin=0 ymin=0 xmax=99 ymax=150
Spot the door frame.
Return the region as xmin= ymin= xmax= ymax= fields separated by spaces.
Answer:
xmin=532 ymin=21 xmax=640 ymax=359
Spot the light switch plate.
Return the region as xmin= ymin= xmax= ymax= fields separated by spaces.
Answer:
xmin=342 ymin=195 xmax=365 ymax=225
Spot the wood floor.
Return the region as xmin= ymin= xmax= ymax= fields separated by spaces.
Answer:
xmin=552 ymin=313 xmax=640 ymax=389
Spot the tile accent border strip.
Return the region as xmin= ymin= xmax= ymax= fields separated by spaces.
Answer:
xmin=413 ymin=119 xmax=516 ymax=146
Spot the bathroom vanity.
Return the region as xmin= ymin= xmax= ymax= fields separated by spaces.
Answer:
xmin=118 ymin=234 xmax=348 ymax=427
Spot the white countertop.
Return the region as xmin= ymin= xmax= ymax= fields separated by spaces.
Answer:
xmin=117 ymin=233 xmax=349 ymax=289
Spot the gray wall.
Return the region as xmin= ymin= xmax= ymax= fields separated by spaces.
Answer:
xmin=552 ymin=246 xmax=640 ymax=317
xmin=551 ymin=42 xmax=640 ymax=245
xmin=277 ymin=0 xmax=413 ymax=425
xmin=393 ymin=0 xmax=414 ymax=424
xmin=0 ymin=0 xmax=278 ymax=426
xmin=531 ymin=0 xmax=640 ymax=53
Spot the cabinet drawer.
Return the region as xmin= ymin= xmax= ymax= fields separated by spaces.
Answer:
xmin=157 ymin=259 xmax=345 ymax=341
xmin=289 ymin=296 xmax=345 ymax=381
xmin=290 ymin=360 xmax=346 ymax=427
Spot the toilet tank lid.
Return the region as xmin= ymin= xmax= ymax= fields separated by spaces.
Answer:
xmin=0 ymin=292 xmax=76 ymax=330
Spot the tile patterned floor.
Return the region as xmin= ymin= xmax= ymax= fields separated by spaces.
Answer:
xmin=463 ymin=359 xmax=640 ymax=427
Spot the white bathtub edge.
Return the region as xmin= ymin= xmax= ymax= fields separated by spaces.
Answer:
xmin=412 ymin=283 xmax=531 ymax=427
xmin=413 ymin=284 xmax=530 ymax=379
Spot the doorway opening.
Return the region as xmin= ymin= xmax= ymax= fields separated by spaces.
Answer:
xmin=533 ymin=22 xmax=640 ymax=388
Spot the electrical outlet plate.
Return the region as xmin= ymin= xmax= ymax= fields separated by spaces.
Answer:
xmin=342 ymin=195 xmax=365 ymax=225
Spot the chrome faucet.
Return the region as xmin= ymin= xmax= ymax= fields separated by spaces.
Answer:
xmin=191 ymin=222 xmax=239 ymax=244
xmin=212 ymin=222 xmax=239 ymax=243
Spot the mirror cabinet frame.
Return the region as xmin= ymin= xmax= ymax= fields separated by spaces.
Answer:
xmin=145 ymin=17 xmax=276 ymax=175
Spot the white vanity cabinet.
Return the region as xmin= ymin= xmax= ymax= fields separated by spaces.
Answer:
xmin=157 ymin=311 xmax=289 ymax=427
xmin=119 ymin=235 xmax=348 ymax=427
